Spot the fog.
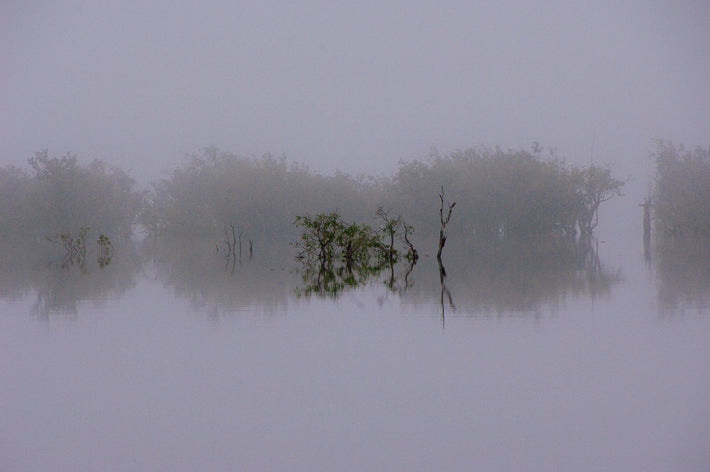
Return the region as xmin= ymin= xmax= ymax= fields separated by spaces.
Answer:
xmin=4 ymin=5 xmax=710 ymax=469
xmin=2 ymin=0 xmax=709 ymax=191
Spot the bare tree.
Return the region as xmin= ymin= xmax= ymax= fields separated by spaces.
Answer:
xmin=376 ymin=206 xmax=403 ymax=264
xmin=402 ymin=223 xmax=418 ymax=262
xmin=437 ymin=186 xmax=456 ymax=265
xmin=437 ymin=186 xmax=456 ymax=327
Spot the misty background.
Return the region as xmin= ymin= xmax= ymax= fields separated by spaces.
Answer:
xmin=2 ymin=0 xmax=708 ymax=194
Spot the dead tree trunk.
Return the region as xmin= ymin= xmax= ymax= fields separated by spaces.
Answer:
xmin=437 ymin=186 xmax=456 ymax=326
xmin=437 ymin=186 xmax=456 ymax=265
xmin=403 ymin=223 xmax=418 ymax=263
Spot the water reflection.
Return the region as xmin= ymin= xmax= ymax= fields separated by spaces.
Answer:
xmin=291 ymin=235 xmax=622 ymax=316
xmin=400 ymin=237 xmax=622 ymax=316
xmin=4 ymin=233 xmax=709 ymax=317
xmin=655 ymin=237 xmax=710 ymax=314
xmin=144 ymin=237 xmax=296 ymax=316
xmin=0 ymin=236 xmax=140 ymax=318
xmin=438 ymin=255 xmax=455 ymax=324
xmin=295 ymin=256 xmax=418 ymax=299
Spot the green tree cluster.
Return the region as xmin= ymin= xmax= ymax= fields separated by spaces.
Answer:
xmin=293 ymin=211 xmax=385 ymax=267
xmin=293 ymin=211 xmax=395 ymax=298
xmin=652 ymin=140 xmax=710 ymax=237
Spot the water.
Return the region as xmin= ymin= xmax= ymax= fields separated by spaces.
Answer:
xmin=1 ymin=233 xmax=709 ymax=471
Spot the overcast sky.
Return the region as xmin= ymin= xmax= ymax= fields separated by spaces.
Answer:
xmin=2 ymin=0 xmax=708 ymax=187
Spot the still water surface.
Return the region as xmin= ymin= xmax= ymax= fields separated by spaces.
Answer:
xmin=1 ymin=233 xmax=709 ymax=471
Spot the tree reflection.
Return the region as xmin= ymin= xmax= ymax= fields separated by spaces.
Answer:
xmin=0 ymin=236 xmax=141 ymax=318
xmin=655 ymin=237 xmax=710 ymax=314
xmin=438 ymin=257 xmax=455 ymax=326
xmin=0 ymin=234 xmax=630 ymax=319
xmin=295 ymin=252 xmax=421 ymax=299
xmin=295 ymin=260 xmax=386 ymax=299
xmin=400 ymin=236 xmax=622 ymax=316
xmin=145 ymin=237 xmax=296 ymax=316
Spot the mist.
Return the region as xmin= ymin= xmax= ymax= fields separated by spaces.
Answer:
xmin=2 ymin=0 xmax=709 ymax=191
xmin=3 ymin=4 xmax=710 ymax=471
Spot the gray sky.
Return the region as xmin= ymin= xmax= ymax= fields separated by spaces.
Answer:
xmin=2 ymin=0 xmax=709 ymax=187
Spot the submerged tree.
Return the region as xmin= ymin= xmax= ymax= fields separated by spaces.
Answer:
xmin=294 ymin=212 xmax=349 ymax=265
xmin=436 ymin=187 xmax=456 ymax=324
xmin=375 ymin=207 xmax=403 ymax=264
xmin=437 ymin=186 xmax=456 ymax=264
xmin=293 ymin=210 xmax=421 ymax=298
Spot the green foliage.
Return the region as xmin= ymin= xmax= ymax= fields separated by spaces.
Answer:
xmin=293 ymin=210 xmax=417 ymax=298
xmin=46 ymin=227 xmax=114 ymax=269
xmin=652 ymin=141 xmax=710 ymax=237
xmin=52 ymin=226 xmax=90 ymax=266
xmin=293 ymin=211 xmax=384 ymax=266
xmin=295 ymin=257 xmax=387 ymax=299
xmin=294 ymin=212 xmax=343 ymax=263
xmin=96 ymin=234 xmax=113 ymax=268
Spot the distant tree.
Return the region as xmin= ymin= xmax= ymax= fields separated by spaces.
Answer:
xmin=572 ymin=164 xmax=625 ymax=237
xmin=142 ymin=149 xmax=382 ymax=239
xmin=0 ymin=165 xmax=32 ymax=235
xmin=386 ymin=146 xmax=620 ymax=239
xmin=0 ymin=151 xmax=142 ymax=238
xmin=652 ymin=140 xmax=710 ymax=237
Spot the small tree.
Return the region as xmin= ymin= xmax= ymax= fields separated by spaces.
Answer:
xmin=402 ymin=223 xmax=418 ymax=262
xmin=573 ymin=164 xmax=624 ymax=237
xmin=375 ymin=207 xmax=403 ymax=264
xmin=338 ymin=221 xmax=382 ymax=269
xmin=293 ymin=212 xmax=344 ymax=265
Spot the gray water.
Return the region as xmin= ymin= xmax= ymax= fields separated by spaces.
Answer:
xmin=1 ymin=233 xmax=709 ymax=471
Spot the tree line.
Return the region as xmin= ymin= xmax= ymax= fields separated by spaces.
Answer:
xmin=20 ymin=141 xmax=710 ymax=247
xmin=138 ymin=144 xmax=626 ymax=242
